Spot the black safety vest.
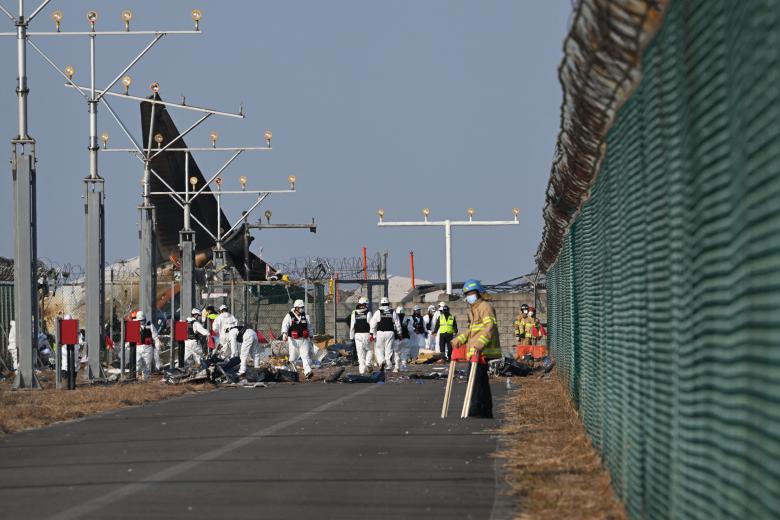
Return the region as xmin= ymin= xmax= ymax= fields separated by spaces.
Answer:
xmin=352 ymin=309 xmax=370 ymax=333
xmin=377 ymin=308 xmax=395 ymax=332
xmin=288 ymin=312 xmax=309 ymax=336
xmin=140 ymin=323 xmax=153 ymax=345
xmin=398 ymin=314 xmax=410 ymax=339
xmin=236 ymin=326 xmax=247 ymax=342
xmin=412 ymin=315 xmax=425 ymax=334
xmin=187 ymin=320 xmax=198 ymax=340
xmin=425 ymin=313 xmax=434 ymax=331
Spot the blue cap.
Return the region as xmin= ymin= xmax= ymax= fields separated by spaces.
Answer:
xmin=463 ymin=279 xmax=483 ymax=294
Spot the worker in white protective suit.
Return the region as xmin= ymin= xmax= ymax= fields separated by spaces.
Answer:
xmin=394 ymin=306 xmax=412 ymax=372
xmin=184 ymin=308 xmax=209 ymax=367
xmin=408 ymin=305 xmax=426 ymax=362
xmin=282 ymin=300 xmax=314 ymax=379
xmin=135 ymin=311 xmax=159 ymax=380
xmin=349 ymin=296 xmax=373 ymax=374
xmin=212 ymin=304 xmax=239 ymax=359
xmin=7 ymin=320 xmax=16 ymax=370
xmin=236 ymin=324 xmax=262 ymax=378
xmin=370 ymin=297 xmax=401 ymax=371
xmin=423 ymin=304 xmax=439 ymax=351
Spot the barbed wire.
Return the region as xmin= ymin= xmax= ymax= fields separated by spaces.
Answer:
xmin=272 ymin=254 xmax=387 ymax=281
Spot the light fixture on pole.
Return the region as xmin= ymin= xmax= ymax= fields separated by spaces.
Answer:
xmin=377 ymin=207 xmax=520 ymax=295
xmin=121 ymin=10 xmax=133 ymax=32
xmin=191 ymin=9 xmax=202 ymax=31
xmin=100 ymin=132 xmax=109 ymax=149
xmin=52 ymin=10 xmax=63 ymax=32
xmin=121 ymin=74 xmax=132 ymax=95
xmin=209 ymin=131 xmax=219 ymax=148
xmin=264 ymin=129 xmax=272 ymax=148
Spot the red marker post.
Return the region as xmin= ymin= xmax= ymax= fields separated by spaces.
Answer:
xmin=174 ymin=321 xmax=189 ymax=368
xmin=125 ymin=320 xmax=141 ymax=380
xmin=59 ymin=319 xmax=79 ymax=390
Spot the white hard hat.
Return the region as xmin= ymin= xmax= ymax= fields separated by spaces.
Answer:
xmin=219 ymin=304 xmax=228 ymax=312
xmin=293 ymin=299 xmax=304 ymax=308
xmin=63 ymin=314 xmax=73 ymax=320
xmin=191 ymin=308 xmax=201 ymax=316
xmin=413 ymin=305 xmax=421 ymax=311
xmin=380 ymin=297 xmax=390 ymax=305
xmin=395 ymin=306 xmax=404 ymax=314
xmin=438 ymin=301 xmax=445 ymax=309
xmin=427 ymin=305 xmax=436 ymax=312
xmin=135 ymin=310 xmax=145 ymax=321
xmin=357 ymin=296 xmax=368 ymax=305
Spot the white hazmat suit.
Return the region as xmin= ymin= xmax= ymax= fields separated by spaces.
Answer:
xmin=7 ymin=320 xmax=16 ymax=370
xmin=349 ymin=307 xmax=373 ymax=374
xmin=212 ymin=310 xmax=239 ymax=359
xmin=184 ymin=317 xmax=209 ymax=367
xmin=282 ymin=309 xmax=314 ymax=378
xmin=238 ymin=327 xmax=262 ymax=376
xmin=370 ymin=306 xmax=401 ymax=370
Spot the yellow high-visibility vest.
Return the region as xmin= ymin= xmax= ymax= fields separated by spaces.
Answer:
xmin=438 ymin=314 xmax=455 ymax=334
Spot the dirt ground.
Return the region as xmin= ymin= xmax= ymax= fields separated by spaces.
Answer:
xmin=496 ymin=371 xmax=627 ymax=520
xmin=0 ymin=370 xmax=211 ymax=435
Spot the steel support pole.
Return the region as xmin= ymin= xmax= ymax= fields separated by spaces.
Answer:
xmin=139 ymin=200 xmax=157 ymax=324
xmin=84 ymin=179 xmax=105 ymax=380
xmin=84 ymin=31 xmax=105 ymax=380
xmin=180 ymin=231 xmax=195 ymax=320
xmin=180 ymin=154 xmax=194 ymax=319
xmin=243 ymin=220 xmax=249 ymax=324
xmin=444 ymin=220 xmax=453 ymax=296
xmin=139 ymin=97 xmax=157 ymax=329
xmin=11 ymin=0 xmax=40 ymax=390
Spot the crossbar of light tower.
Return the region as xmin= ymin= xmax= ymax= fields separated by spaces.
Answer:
xmin=377 ymin=207 xmax=521 ymax=295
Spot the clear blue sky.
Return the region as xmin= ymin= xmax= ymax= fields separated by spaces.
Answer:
xmin=0 ymin=1 xmax=571 ymax=284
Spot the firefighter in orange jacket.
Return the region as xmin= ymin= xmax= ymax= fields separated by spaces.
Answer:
xmin=451 ymin=279 xmax=501 ymax=418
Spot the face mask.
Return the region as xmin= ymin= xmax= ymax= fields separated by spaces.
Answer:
xmin=466 ymin=294 xmax=478 ymax=305
xmin=529 ymin=312 xmax=535 ymax=317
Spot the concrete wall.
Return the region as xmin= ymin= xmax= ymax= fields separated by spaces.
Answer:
xmin=247 ymin=291 xmax=546 ymax=357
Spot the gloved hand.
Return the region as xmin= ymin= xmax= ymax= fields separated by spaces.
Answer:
xmin=282 ymin=333 xmax=288 ymax=341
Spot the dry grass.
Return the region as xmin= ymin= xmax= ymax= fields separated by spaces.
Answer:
xmin=0 ymin=372 xmax=211 ymax=435
xmin=496 ymin=371 xmax=627 ymax=520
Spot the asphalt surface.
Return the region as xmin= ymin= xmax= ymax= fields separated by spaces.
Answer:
xmin=0 ymin=373 xmax=508 ymax=520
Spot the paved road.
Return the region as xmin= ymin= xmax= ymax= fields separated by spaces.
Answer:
xmin=0 ymin=376 xmax=507 ymax=520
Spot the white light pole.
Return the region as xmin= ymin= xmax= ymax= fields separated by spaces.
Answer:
xmin=377 ymin=207 xmax=521 ymax=295
xmin=5 ymin=7 xmax=202 ymax=380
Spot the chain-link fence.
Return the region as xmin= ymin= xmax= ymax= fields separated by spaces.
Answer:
xmin=544 ymin=1 xmax=780 ymax=518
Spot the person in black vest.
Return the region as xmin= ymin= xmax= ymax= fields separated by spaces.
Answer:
xmin=349 ymin=296 xmax=373 ymax=374
xmin=395 ymin=306 xmax=412 ymax=371
xmin=282 ymin=299 xmax=314 ymax=379
xmin=369 ymin=297 xmax=401 ymax=371
xmin=408 ymin=305 xmax=426 ymax=361
xmin=184 ymin=308 xmax=209 ymax=366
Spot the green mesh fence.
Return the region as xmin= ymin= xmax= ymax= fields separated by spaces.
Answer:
xmin=546 ymin=2 xmax=780 ymax=518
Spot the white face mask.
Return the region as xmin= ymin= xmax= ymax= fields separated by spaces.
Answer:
xmin=466 ymin=294 xmax=478 ymax=305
